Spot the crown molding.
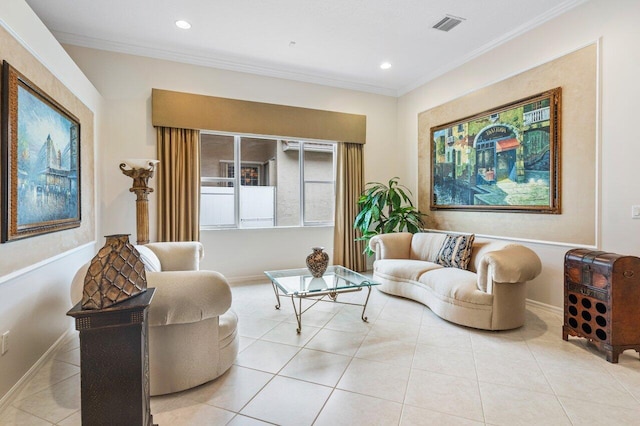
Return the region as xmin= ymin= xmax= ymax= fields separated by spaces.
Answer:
xmin=52 ymin=31 xmax=398 ymax=97
xmin=51 ymin=0 xmax=585 ymax=98
xmin=398 ymin=0 xmax=589 ymax=96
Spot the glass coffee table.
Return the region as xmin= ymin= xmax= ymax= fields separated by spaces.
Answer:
xmin=265 ymin=266 xmax=380 ymax=333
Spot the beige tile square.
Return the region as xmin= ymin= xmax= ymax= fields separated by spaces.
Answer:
xmin=382 ymin=293 xmax=422 ymax=311
xmin=323 ymin=310 xmax=373 ymax=334
xmin=150 ymin=392 xmax=188 ymax=414
xmin=417 ymin=323 xmax=472 ymax=351
xmin=12 ymin=374 xmax=80 ymax=424
xmin=543 ymin=362 xmax=640 ymax=410
xmin=227 ymin=414 xmax=272 ymax=425
xmin=54 ymin=348 xmax=80 ymax=367
xmin=368 ymin=318 xmax=421 ymax=343
xmin=479 ymin=382 xmax=571 ymax=425
xmin=528 ymin=336 xmax=605 ymax=370
xmin=469 ymin=332 xmax=534 ymax=361
xmin=314 ymin=389 xmax=403 ymax=426
xmin=412 ymin=344 xmax=477 ymax=380
xmin=404 ymin=369 xmax=483 ymax=422
xmin=238 ymin=336 xmax=256 ymax=353
xmin=601 ymin=355 xmax=640 ymax=401
xmin=474 ymin=351 xmax=553 ymax=394
xmin=355 ymin=335 xmax=417 ymax=368
xmin=376 ymin=300 xmax=424 ymax=325
xmin=0 ymin=406 xmax=53 ymax=426
xmin=526 ymin=306 xmax=563 ymax=324
xmin=260 ymin=322 xmax=321 ymax=347
xmin=559 ymin=396 xmax=640 ymax=425
xmin=57 ymin=411 xmax=81 ymax=426
xmin=13 ymin=360 xmax=79 ymax=401
xmin=151 ymin=397 xmax=235 ymax=425
xmin=234 ymin=340 xmax=300 ymax=374
xmin=337 ymin=357 xmax=410 ymax=403
xmin=57 ymin=334 xmax=80 ymax=353
xmin=400 ymin=405 xmax=483 ymax=426
xmin=421 ymin=307 xmax=448 ymax=327
xmin=240 ymin=376 xmax=332 ymax=426
xmin=280 ymin=348 xmax=351 ymax=387
xmin=305 ymin=328 xmax=367 ymax=357
xmin=236 ymin=303 xmax=291 ymax=323
xmin=237 ymin=317 xmax=282 ymax=339
xmin=182 ymin=366 xmax=273 ymax=412
xmin=518 ymin=321 xmax=563 ymax=343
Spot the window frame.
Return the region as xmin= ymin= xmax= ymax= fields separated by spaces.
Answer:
xmin=200 ymin=131 xmax=336 ymax=230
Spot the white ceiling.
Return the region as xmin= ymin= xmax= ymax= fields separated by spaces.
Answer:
xmin=25 ymin=0 xmax=586 ymax=97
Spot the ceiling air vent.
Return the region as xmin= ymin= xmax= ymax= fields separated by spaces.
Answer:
xmin=432 ymin=15 xmax=465 ymax=32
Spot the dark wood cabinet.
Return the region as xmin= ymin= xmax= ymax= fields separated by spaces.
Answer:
xmin=67 ymin=288 xmax=155 ymax=425
xmin=563 ymin=249 xmax=640 ymax=363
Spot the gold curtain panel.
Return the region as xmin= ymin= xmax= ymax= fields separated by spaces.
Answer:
xmin=152 ymin=88 xmax=367 ymax=144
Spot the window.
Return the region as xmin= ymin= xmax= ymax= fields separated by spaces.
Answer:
xmin=200 ymin=133 xmax=336 ymax=229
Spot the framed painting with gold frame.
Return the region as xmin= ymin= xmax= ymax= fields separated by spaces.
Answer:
xmin=1 ymin=61 xmax=81 ymax=242
xmin=430 ymin=87 xmax=561 ymax=213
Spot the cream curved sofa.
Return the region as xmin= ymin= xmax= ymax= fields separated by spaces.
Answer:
xmin=71 ymin=241 xmax=238 ymax=396
xmin=370 ymin=232 xmax=542 ymax=330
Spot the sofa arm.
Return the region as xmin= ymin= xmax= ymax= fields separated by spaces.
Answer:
xmin=145 ymin=242 xmax=204 ymax=271
xmin=146 ymin=270 xmax=232 ymax=327
xmin=476 ymin=244 xmax=542 ymax=292
xmin=369 ymin=232 xmax=413 ymax=261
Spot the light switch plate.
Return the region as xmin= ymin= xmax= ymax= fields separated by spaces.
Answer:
xmin=633 ymin=205 xmax=640 ymax=219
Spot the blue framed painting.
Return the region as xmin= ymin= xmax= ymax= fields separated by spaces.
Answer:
xmin=1 ymin=61 xmax=81 ymax=242
xmin=430 ymin=88 xmax=561 ymax=213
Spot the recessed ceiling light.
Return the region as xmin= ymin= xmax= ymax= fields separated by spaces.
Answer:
xmin=380 ymin=62 xmax=392 ymax=70
xmin=175 ymin=20 xmax=191 ymax=30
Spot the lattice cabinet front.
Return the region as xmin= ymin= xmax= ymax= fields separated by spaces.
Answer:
xmin=563 ymin=249 xmax=640 ymax=363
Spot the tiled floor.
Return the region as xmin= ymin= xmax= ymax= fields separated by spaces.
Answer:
xmin=3 ymin=281 xmax=640 ymax=425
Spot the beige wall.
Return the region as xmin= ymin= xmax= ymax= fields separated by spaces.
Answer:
xmin=398 ymin=0 xmax=640 ymax=308
xmin=418 ymin=46 xmax=596 ymax=245
xmin=61 ymin=45 xmax=400 ymax=279
xmin=0 ymin=0 xmax=103 ymax=401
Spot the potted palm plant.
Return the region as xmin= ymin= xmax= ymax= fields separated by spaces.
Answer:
xmin=354 ymin=177 xmax=426 ymax=256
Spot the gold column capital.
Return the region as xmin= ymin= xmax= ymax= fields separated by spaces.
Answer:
xmin=120 ymin=160 xmax=159 ymax=245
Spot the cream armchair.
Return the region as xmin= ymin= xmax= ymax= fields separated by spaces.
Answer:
xmin=70 ymin=242 xmax=239 ymax=396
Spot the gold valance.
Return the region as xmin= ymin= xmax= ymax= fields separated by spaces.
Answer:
xmin=152 ymin=88 xmax=366 ymax=144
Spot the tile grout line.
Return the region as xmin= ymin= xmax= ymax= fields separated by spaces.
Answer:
xmin=469 ymin=324 xmax=487 ymax=425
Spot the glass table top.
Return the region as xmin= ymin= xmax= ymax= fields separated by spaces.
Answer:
xmin=265 ymin=266 xmax=380 ymax=296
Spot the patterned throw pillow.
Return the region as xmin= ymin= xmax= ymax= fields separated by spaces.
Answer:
xmin=435 ymin=234 xmax=475 ymax=269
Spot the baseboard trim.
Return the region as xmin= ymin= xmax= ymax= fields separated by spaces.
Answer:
xmin=0 ymin=329 xmax=72 ymax=413
xmin=526 ymin=298 xmax=563 ymax=316
xmin=227 ymin=274 xmax=267 ymax=286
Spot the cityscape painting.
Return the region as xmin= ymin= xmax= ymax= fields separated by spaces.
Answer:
xmin=430 ymin=88 xmax=561 ymax=213
xmin=2 ymin=61 xmax=81 ymax=242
